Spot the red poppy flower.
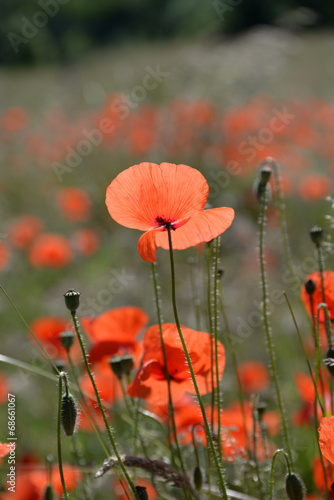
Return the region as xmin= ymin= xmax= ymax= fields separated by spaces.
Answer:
xmin=8 ymin=215 xmax=43 ymax=249
xmin=57 ymin=188 xmax=91 ymax=222
xmin=0 ymin=241 xmax=10 ymax=271
xmin=319 ymin=416 xmax=334 ymax=464
xmin=29 ymin=316 xmax=73 ymax=360
xmin=106 ymin=162 xmax=234 ymax=262
xmin=73 ymin=228 xmax=99 ymax=256
xmin=313 ymin=456 xmax=334 ymax=497
xmin=238 ymin=361 xmax=270 ymax=394
xmin=299 ymin=174 xmax=332 ymax=200
xmin=301 ymin=271 xmax=334 ymax=322
xmin=29 ymin=233 xmax=73 ymax=268
xmin=81 ymin=306 xmax=148 ymax=364
xmin=127 ymin=323 xmax=225 ymax=407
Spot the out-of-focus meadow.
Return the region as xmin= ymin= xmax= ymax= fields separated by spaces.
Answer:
xmin=1 ymin=1 xmax=334 ymax=498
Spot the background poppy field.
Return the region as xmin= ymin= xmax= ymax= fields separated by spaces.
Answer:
xmin=1 ymin=4 xmax=334 ymax=499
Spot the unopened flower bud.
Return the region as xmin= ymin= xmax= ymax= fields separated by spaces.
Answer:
xmin=309 ymin=225 xmax=323 ymax=248
xmin=285 ymin=473 xmax=305 ymax=500
xmin=44 ymin=484 xmax=54 ymax=500
xmin=304 ymin=279 xmax=316 ymax=296
xmin=61 ymin=393 xmax=77 ymax=437
xmin=60 ymin=330 xmax=75 ymax=352
xmin=53 ymin=360 xmax=66 ymax=374
xmin=64 ymin=289 xmax=80 ymax=313
xmin=255 ymin=165 xmax=272 ymax=202
xmin=109 ymin=354 xmax=134 ymax=379
xmin=193 ymin=465 xmax=203 ymax=490
xmin=324 ymin=348 xmax=334 ymax=377
xmin=135 ymin=485 xmax=149 ymax=499
xmin=255 ymin=400 xmax=267 ymax=419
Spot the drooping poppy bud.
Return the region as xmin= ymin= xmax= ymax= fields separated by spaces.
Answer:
xmin=53 ymin=359 xmax=66 ymax=374
xmin=61 ymin=393 xmax=78 ymax=437
xmin=324 ymin=347 xmax=334 ymax=377
xmin=285 ymin=473 xmax=305 ymax=500
xmin=193 ymin=465 xmax=203 ymax=490
xmin=44 ymin=484 xmax=54 ymax=500
xmin=109 ymin=354 xmax=135 ymax=379
xmin=64 ymin=290 xmax=80 ymax=313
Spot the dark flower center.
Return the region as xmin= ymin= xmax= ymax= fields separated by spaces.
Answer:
xmin=155 ymin=216 xmax=176 ymax=230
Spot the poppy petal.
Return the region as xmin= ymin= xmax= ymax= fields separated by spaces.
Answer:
xmin=106 ymin=162 xmax=209 ymax=231
xmin=138 ymin=207 xmax=234 ymax=262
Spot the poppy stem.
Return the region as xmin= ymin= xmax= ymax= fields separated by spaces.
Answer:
xmin=151 ymin=263 xmax=186 ymax=471
xmin=70 ymin=311 xmax=139 ymax=500
xmin=213 ymin=237 xmax=223 ymax=459
xmin=57 ymin=372 xmax=69 ymax=500
xmin=269 ymin=449 xmax=291 ymax=500
xmin=258 ymin=182 xmax=294 ymax=471
xmin=206 ymin=242 xmax=215 ymax=432
xmin=166 ymin=224 xmax=228 ymax=499
xmin=219 ymin=281 xmax=251 ymax=455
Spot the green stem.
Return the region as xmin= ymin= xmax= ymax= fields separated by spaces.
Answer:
xmin=219 ymin=286 xmax=250 ymax=454
xmin=166 ymin=224 xmax=228 ymax=499
xmin=258 ymin=185 xmax=294 ymax=470
xmin=213 ymin=237 xmax=222 ymax=459
xmin=189 ymin=254 xmax=202 ymax=331
xmin=269 ymin=449 xmax=291 ymax=500
xmin=57 ymin=373 xmax=69 ymax=500
xmin=70 ymin=312 xmax=139 ymax=500
xmin=206 ymin=242 xmax=215 ymax=432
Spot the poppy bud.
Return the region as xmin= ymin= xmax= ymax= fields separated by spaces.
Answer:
xmin=255 ymin=400 xmax=267 ymax=419
xmin=44 ymin=484 xmax=54 ymax=500
xmin=135 ymin=485 xmax=149 ymax=499
xmin=109 ymin=354 xmax=134 ymax=379
xmin=255 ymin=166 xmax=272 ymax=202
xmin=53 ymin=359 xmax=66 ymax=374
xmin=331 ymin=482 xmax=334 ymax=494
xmin=324 ymin=348 xmax=334 ymax=377
xmin=304 ymin=279 xmax=316 ymax=296
xmin=193 ymin=465 xmax=203 ymax=490
xmin=61 ymin=393 xmax=77 ymax=437
xmin=60 ymin=330 xmax=75 ymax=352
xmin=217 ymin=268 xmax=224 ymax=279
xmin=64 ymin=289 xmax=80 ymax=313
xmin=309 ymin=225 xmax=323 ymax=248
xmin=285 ymin=473 xmax=305 ymax=500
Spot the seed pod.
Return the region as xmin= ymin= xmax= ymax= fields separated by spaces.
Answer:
xmin=135 ymin=485 xmax=149 ymax=499
xmin=193 ymin=465 xmax=203 ymax=490
xmin=61 ymin=393 xmax=77 ymax=437
xmin=64 ymin=289 xmax=81 ymax=313
xmin=309 ymin=225 xmax=323 ymax=248
xmin=60 ymin=330 xmax=75 ymax=352
xmin=44 ymin=484 xmax=54 ymax=500
xmin=285 ymin=473 xmax=305 ymax=500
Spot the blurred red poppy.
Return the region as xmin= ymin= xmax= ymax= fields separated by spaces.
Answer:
xmin=29 ymin=233 xmax=73 ymax=268
xmin=301 ymin=271 xmax=334 ymax=322
xmin=57 ymin=188 xmax=91 ymax=222
xmin=127 ymin=323 xmax=225 ymax=406
xmin=8 ymin=215 xmax=43 ymax=249
xmin=29 ymin=316 xmax=72 ymax=360
xmin=73 ymin=228 xmax=99 ymax=256
xmin=82 ymin=306 xmax=148 ymax=364
xmin=313 ymin=456 xmax=334 ymax=498
xmin=238 ymin=361 xmax=270 ymax=394
xmin=106 ymin=162 xmax=234 ymax=262
xmin=0 ymin=241 xmax=10 ymax=271
xmin=299 ymin=174 xmax=332 ymax=200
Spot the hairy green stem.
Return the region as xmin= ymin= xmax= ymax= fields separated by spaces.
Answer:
xmin=269 ymin=449 xmax=291 ymax=500
xmin=166 ymin=224 xmax=228 ymax=499
xmin=213 ymin=237 xmax=222 ymax=458
xmin=258 ymin=185 xmax=294 ymax=470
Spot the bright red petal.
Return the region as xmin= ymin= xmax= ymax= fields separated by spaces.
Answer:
xmin=106 ymin=162 xmax=209 ymax=231
xmin=138 ymin=207 xmax=234 ymax=262
xmin=319 ymin=416 xmax=334 ymax=464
